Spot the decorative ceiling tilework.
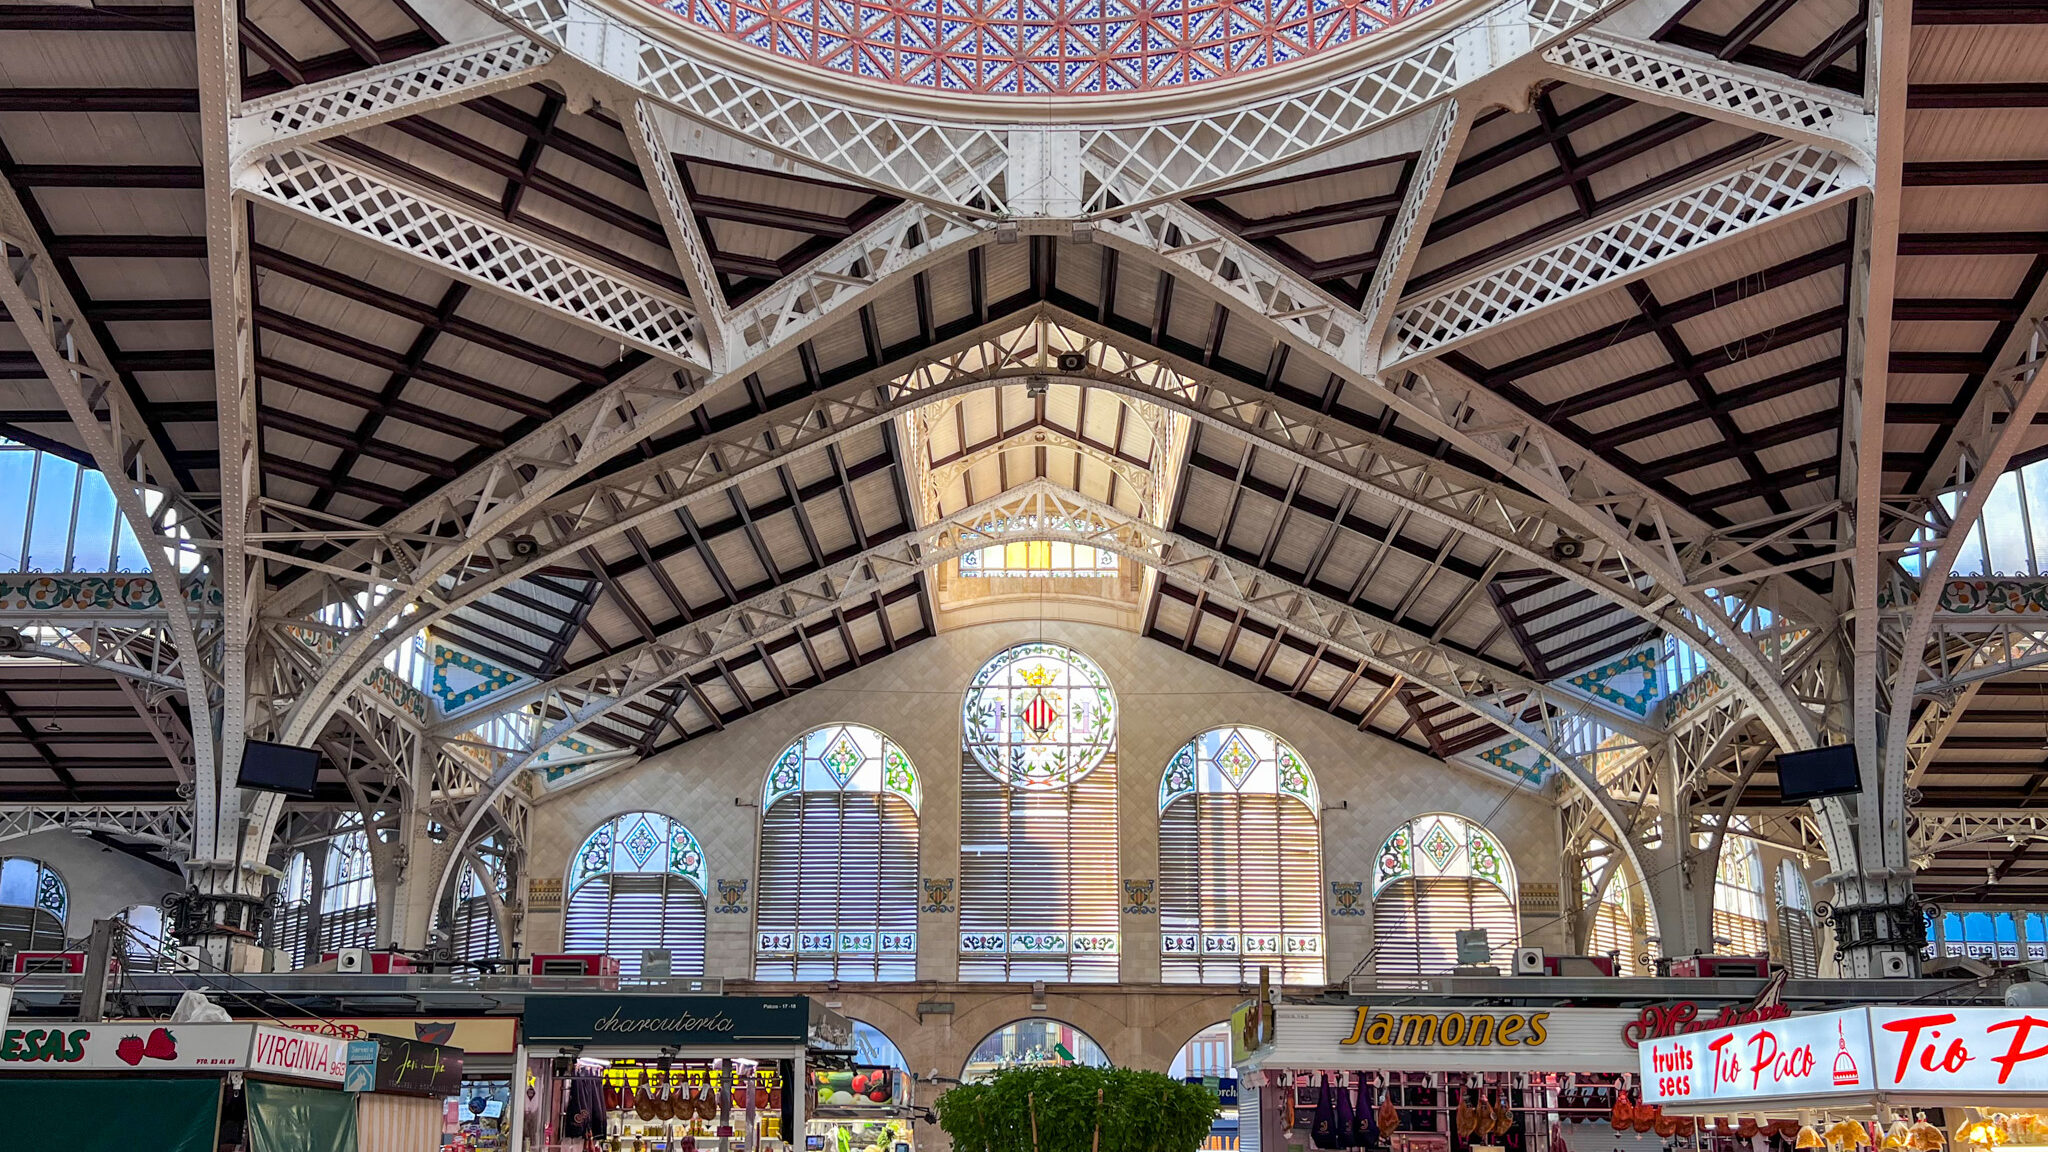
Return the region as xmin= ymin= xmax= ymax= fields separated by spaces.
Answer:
xmin=650 ymin=0 xmax=1438 ymax=95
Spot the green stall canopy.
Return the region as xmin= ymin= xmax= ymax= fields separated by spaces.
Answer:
xmin=248 ymin=1078 xmax=359 ymax=1152
xmin=0 ymin=1076 xmax=221 ymax=1152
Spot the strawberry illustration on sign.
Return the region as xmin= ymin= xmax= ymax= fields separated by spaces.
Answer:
xmin=115 ymin=1035 xmax=146 ymax=1066
xmin=144 ymin=1028 xmax=177 ymax=1061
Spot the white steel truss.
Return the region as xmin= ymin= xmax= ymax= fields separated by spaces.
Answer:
xmin=1095 ymin=202 xmax=1830 ymax=752
xmin=244 ymin=147 xmax=710 ymax=368
xmin=1383 ymin=143 xmax=1866 ymax=366
xmin=233 ymin=33 xmax=555 ymax=155
xmin=1911 ymin=811 xmax=2048 ymax=866
xmin=624 ymin=100 xmax=731 ymax=367
xmin=1540 ymin=32 xmax=1873 ymax=159
xmin=1358 ymin=100 xmax=1468 ymax=355
xmin=428 ymin=477 xmax=1654 ymax=909
xmin=0 ymin=804 xmax=194 ymax=855
xmin=3 ymin=623 xmax=196 ymax=692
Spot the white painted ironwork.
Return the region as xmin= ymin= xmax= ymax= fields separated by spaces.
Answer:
xmin=1384 ymin=143 xmax=1866 ymax=366
xmin=1095 ymin=202 xmax=1829 ymax=754
xmin=1911 ymin=811 xmax=2048 ymax=863
xmin=0 ymin=804 xmax=193 ymax=855
xmin=235 ymin=34 xmax=555 ymax=154
xmin=474 ymin=0 xmax=1009 ymax=209
xmin=429 ymin=477 xmax=1652 ymax=914
xmin=3 ymin=623 xmax=196 ymax=692
xmin=1542 ymin=32 xmax=1872 ymax=158
xmin=244 ymin=147 xmax=710 ymax=367
xmin=625 ymin=100 xmax=731 ymax=367
xmin=1358 ymin=99 xmax=1466 ymax=355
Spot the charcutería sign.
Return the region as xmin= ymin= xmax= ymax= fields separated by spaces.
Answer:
xmin=1341 ymin=1008 xmax=1551 ymax=1048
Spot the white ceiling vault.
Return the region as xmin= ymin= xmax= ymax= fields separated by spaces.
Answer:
xmin=0 ymin=0 xmax=2045 ymax=957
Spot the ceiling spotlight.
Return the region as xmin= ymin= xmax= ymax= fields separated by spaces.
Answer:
xmin=42 ymin=720 xmax=60 ymax=733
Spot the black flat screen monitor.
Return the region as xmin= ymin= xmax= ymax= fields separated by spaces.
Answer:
xmin=1776 ymin=744 xmax=1861 ymax=802
xmin=237 ymin=740 xmax=321 ymax=798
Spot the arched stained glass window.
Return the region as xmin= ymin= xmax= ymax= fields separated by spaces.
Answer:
xmin=320 ymin=818 xmax=379 ymax=952
xmin=1373 ymin=814 xmax=1517 ymax=975
xmin=1159 ymin=726 xmax=1323 ymax=984
xmin=757 ymin=724 xmax=921 ymax=981
xmin=959 ymin=643 xmax=1120 ymax=982
xmin=564 ymin=812 xmax=706 ymax=978
xmin=0 ymin=857 xmax=67 ymax=952
xmin=1711 ymin=821 xmax=1767 ymax=956
xmin=963 ymin=641 xmax=1116 ymax=790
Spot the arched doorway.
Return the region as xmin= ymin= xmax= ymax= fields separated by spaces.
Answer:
xmin=962 ymin=1019 xmax=1112 ymax=1081
xmin=1168 ymin=1022 xmax=1239 ymax=1150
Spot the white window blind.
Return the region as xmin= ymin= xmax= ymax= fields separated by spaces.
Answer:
xmin=1776 ymin=906 xmax=1819 ymax=976
xmin=1711 ymin=829 xmax=1767 ymax=955
xmin=564 ymin=812 xmax=708 ymax=977
xmin=1159 ymin=727 xmax=1323 ymax=984
xmin=1585 ymin=888 xmax=1636 ymax=976
xmin=1374 ymin=877 xmax=1519 ymax=974
xmin=1372 ymin=815 xmax=1518 ymax=975
xmin=757 ymin=792 xmax=919 ymax=980
xmin=961 ymin=759 xmax=1121 ymax=980
xmin=959 ymin=643 xmax=1121 ymax=982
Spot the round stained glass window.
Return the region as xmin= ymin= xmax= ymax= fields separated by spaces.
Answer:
xmin=962 ymin=642 xmax=1116 ymax=790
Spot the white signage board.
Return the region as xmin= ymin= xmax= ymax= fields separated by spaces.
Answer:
xmin=1639 ymin=1008 xmax=1872 ymax=1106
xmin=1870 ymin=1007 xmax=2048 ymax=1095
xmin=0 ymin=1021 xmax=256 ymax=1072
xmin=0 ymin=1020 xmax=348 ymax=1083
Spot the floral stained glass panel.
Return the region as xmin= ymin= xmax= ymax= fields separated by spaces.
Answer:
xmin=963 ymin=643 xmax=1117 ymax=790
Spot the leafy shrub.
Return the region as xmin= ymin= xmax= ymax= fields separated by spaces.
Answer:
xmin=934 ymin=1065 xmax=1220 ymax=1152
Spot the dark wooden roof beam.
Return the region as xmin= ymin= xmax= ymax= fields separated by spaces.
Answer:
xmin=11 ymin=164 xmax=203 ymax=188
xmin=0 ymin=88 xmax=199 ymax=113
xmin=0 ymin=6 xmax=194 ymax=30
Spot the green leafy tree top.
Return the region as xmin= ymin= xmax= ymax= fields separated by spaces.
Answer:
xmin=934 ymin=1065 xmax=1220 ymax=1152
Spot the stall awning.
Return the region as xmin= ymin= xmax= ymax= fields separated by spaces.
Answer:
xmin=248 ymin=1078 xmax=359 ymax=1152
xmin=0 ymin=1076 xmax=221 ymax=1152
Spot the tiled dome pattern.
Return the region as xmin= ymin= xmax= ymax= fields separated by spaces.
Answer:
xmin=655 ymin=0 xmax=1438 ymax=94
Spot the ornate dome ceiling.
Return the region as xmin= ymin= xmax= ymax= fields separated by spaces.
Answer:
xmin=645 ymin=0 xmax=1442 ymax=95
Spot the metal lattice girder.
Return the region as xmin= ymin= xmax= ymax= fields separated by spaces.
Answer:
xmin=233 ymin=33 xmax=556 ymax=155
xmin=430 ymin=477 xmax=1653 ymax=906
xmin=1382 ymin=143 xmax=1867 ymax=367
xmin=4 ymin=623 xmax=195 ymax=691
xmin=1094 ymin=202 xmax=1829 ymax=752
xmin=0 ymin=191 xmax=222 ymax=816
xmin=469 ymin=0 xmax=1626 ymax=211
xmin=1910 ymin=811 xmax=2048 ymax=863
xmin=0 ymin=804 xmax=194 ymax=855
xmin=1358 ymin=100 xmax=1468 ymax=355
xmin=412 ymin=308 xmax=1664 ymax=738
xmin=244 ymin=147 xmax=710 ymax=368
xmin=252 ymin=202 xmax=992 ymax=862
xmin=624 ymin=100 xmax=730 ymax=366
xmin=472 ymin=0 xmax=1009 ymax=209
xmin=1540 ymin=32 xmax=1874 ymax=160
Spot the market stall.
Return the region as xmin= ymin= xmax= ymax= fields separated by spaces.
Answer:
xmin=0 ymin=1019 xmax=353 ymax=1152
xmin=807 ymin=1022 xmax=914 ymax=1152
xmin=1232 ymin=1003 xmax=1671 ymax=1152
xmin=358 ymin=1033 xmax=468 ymax=1152
xmin=256 ymin=1016 xmax=522 ymax=1151
xmin=519 ymin=995 xmax=851 ymax=1152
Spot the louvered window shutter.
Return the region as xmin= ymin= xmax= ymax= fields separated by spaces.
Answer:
xmin=1373 ymin=878 xmax=1518 ymax=975
xmin=960 ymin=755 xmax=1120 ymax=982
xmin=1776 ymin=906 xmax=1819 ymax=976
xmin=1160 ymin=793 xmax=1324 ymax=984
xmin=1586 ymin=896 xmax=1636 ymax=976
xmin=755 ymin=792 xmax=918 ymax=981
xmin=564 ymin=873 xmax=706 ymax=977
xmin=451 ymin=898 xmax=501 ymax=962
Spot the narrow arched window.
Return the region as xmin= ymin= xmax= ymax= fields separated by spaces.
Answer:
xmin=756 ymin=724 xmax=921 ymax=981
xmin=564 ymin=812 xmax=707 ymax=978
xmin=959 ymin=642 xmax=1121 ymax=982
xmin=1373 ymin=814 xmax=1518 ymax=974
xmin=268 ymin=851 xmax=314 ymax=969
xmin=448 ymin=862 xmax=504 ymax=963
xmin=1711 ymin=820 xmax=1767 ymax=955
xmin=115 ymin=903 xmax=173 ymax=971
xmin=1775 ymin=859 xmax=1818 ymax=977
xmin=1583 ymin=871 xmax=1637 ymax=976
xmin=319 ymin=818 xmax=379 ymax=951
xmin=0 ymin=856 xmax=66 ymax=952
xmin=1159 ymin=726 xmax=1323 ymax=984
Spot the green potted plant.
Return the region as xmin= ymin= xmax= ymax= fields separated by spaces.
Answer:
xmin=934 ymin=1065 xmax=1221 ymax=1152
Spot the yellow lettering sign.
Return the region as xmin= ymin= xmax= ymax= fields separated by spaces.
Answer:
xmin=1337 ymin=1009 xmax=1550 ymax=1049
